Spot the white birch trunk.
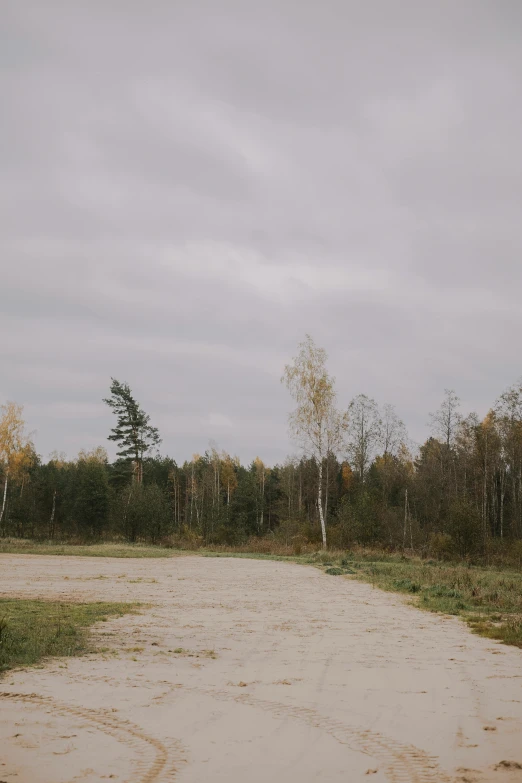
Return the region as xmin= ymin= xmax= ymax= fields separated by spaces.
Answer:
xmin=260 ymin=469 xmax=264 ymax=530
xmin=50 ymin=489 xmax=57 ymax=538
xmin=318 ymin=459 xmax=326 ymax=549
xmin=403 ymin=488 xmax=408 ymax=549
xmin=0 ymin=472 xmax=8 ymax=525
xmin=324 ymin=456 xmax=329 ymax=522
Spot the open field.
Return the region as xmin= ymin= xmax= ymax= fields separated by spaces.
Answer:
xmin=2 ymin=540 xmax=521 ymax=647
xmin=1 ymin=554 xmax=522 ymax=782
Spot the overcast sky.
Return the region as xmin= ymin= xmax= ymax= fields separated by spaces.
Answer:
xmin=1 ymin=2 xmax=521 ymax=465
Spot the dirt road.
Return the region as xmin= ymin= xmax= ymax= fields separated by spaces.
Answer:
xmin=0 ymin=555 xmax=521 ymax=783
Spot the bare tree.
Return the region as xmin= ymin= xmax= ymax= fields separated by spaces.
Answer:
xmin=429 ymin=389 xmax=461 ymax=448
xmin=380 ymin=403 xmax=407 ymax=461
xmin=282 ymin=335 xmax=347 ymax=548
xmin=428 ymin=389 xmax=462 ymax=514
xmin=495 ymin=382 xmax=522 ymax=538
xmin=346 ymin=394 xmax=382 ymax=481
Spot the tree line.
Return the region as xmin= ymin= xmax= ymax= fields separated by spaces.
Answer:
xmin=1 ymin=339 xmax=522 ymax=562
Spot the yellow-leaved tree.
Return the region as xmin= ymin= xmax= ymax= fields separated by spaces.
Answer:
xmin=282 ymin=336 xmax=348 ymax=549
xmin=0 ymin=402 xmax=33 ymax=525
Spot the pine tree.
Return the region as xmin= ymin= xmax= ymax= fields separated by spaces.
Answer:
xmin=75 ymin=450 xmax=110 ymax=538
xmin=103 ymin=379 xmax=161 ymax=483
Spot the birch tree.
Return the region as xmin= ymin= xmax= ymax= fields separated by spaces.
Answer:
xmin=346 ymin=394 xmax=382 ymax=481
xmin=495 ymin=383 xmax=522 ymax=538
xmin=253 ymin=457 xmax=266 ymax=530
xmin=282 ymin=335 xmax=347 ymax=549
xmin=429 ymin=389 xmax=462 ymax=512
xmin=380 ymin=404 xmax=407 ymax=461
xmin=221 ymin=452 xmax=239 ymax=512
xmin=46 ymin=451 xmax=68 ymax=539
xmin=375 ymin=405 xmax=408 ymax=505
xmin=430 ymin=389 xmax=462 ymax=449
xmin=0 ymin=402 xmax=32 ymax=526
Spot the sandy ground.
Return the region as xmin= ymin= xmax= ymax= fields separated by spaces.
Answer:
xmin=0 ymin=555 xmax=521 ymax=783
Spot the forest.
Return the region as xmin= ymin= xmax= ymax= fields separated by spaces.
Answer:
xmin=1 ymin=338 xmax=522 ymax=565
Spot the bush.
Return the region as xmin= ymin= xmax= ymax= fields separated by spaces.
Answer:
xmin=429 ymin=533 xmax=455 ymax=561
xmin=448 ymin=500 xmax=482 ymax=558
xmin=177 ymin=527 xmax=204 ymax=550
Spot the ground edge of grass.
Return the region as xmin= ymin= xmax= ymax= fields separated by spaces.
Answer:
xmin=0 ymin=599 xmax=140 ymax=676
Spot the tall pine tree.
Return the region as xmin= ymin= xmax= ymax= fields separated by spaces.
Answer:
xmin=103 ymin=379 xmax=161 ymax=483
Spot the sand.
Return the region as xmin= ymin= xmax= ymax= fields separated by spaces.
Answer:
xmin=0 ymin=554 xmax=521 ymax=783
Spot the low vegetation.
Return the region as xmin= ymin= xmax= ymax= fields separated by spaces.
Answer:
xmin=0 ymin=599 xmax=139 ymax=674
xmin=3 ymin=370 xmax=522 ymax=569
xmin=207 ymin=546 xmax=522 ymax=647
xmin=307 ymin=550 xmax=522 ymax=648
xmin=0 ymin=538 xmax=520 ymax=648
xmin=0 ymin=540 xmax=175 ymax=558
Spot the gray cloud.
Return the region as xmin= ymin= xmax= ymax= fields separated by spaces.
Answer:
xmin=1 ymin=1 xmax=521 ymax=463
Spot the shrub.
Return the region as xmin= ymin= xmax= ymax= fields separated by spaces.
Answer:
xmin=429 ymin=533 xmax=455 ymax=561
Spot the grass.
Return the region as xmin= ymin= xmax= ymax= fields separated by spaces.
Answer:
xmin=0 ymin=540 xmax=176 ymax=558
xmin=0 ymin=599 xmax=139 ymax=674
xmin=0 ymin=538 xmax=316 ymax=559
xmin=203 ymin=551 xmax=297 ymax=561
xmin=205 ymin=548 xmax=522 ymax=647
xmin=204 ymin=548 xmax=522 ymax=648
xmin=1 ymin=538 xmax=520 ymax=648
xmin=308 ymin=552 xmax=522 ymax=648
xmin=0 ymin=539 xmax=301 ymax=560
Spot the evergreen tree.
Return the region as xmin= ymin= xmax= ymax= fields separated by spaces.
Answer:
xmin=112 ymin=482 xmax=170 ymax=542
xmin=103 ymin=379 xmax=161 ymax=483
xmin=75 ymin=453 xmax=110 ymax=538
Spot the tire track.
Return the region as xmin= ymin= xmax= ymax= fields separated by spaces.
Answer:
xmin=71 ymin=671 xmax=448 ymax=782
xmin=0 ymin=691 xmax=186 ymax=783
xmin=168 ymin=684 xmax=450 ymax=783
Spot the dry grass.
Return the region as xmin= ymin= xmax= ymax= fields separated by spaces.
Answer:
xmin=0 ymin=540 xmax=176 ymax=558
xmin=1 ymin=538 xmax=520 ymax=647
xmin=313 ymin=554 xmax=522 ymax=648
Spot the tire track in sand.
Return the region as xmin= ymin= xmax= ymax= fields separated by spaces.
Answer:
xmin=167 ymin=684 xmax=450 ymax=783
xmin=0 ymin=691 xmax=187 ymax=783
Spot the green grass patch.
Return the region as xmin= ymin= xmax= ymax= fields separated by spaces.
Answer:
xmin=0 ymin=599 xmax=139 ymax=674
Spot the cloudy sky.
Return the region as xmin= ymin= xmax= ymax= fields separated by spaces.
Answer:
xmin=1 ymin=2 xmax=521 ymax=465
